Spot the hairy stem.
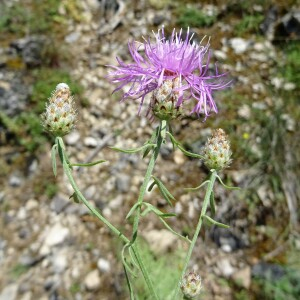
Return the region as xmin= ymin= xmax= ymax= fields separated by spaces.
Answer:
xmin=173 ymin=170 xmax=217 ymax=299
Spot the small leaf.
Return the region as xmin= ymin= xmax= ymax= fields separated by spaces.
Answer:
xmin=151 ymin=175 xmax=175 ymax=206
xmin=210 ymin=191 xmax=216 ymax=217
xmin=121 ymin=244 xmax=137 ymax=277
xmin=202 ymin=215 xmax=230 ymax=228
xmin=142 ymin=203 xmax=176 ymax=218
xmin=143 ymin=127 xmax=159 ymax=158
xmin=70 ymin=159 xmax=106 ymax=167
xmin=110 ymin=143 xmax=156 ymax=154
xmin=166 ymin=132 xmax=203 ymax=159
xmin=69 ymin=192 xmax=80 ymax=203
xmin=216 ymin=175 xmax=241 ymax=190
xmin=51 ymin=144 xmax=57 ymax=177
xmin=184 ymin=180 xmax=210 ymax=191
xmin=158 ymin=217 xmax=191 ymax=242
xmin=147 ymin=181 xmax=156 ymax=192
xmin=126 ymin=202 xmax=140 ymax=219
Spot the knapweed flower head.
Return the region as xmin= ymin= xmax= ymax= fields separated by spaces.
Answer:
xmin=41 ymin=83 xmax=76 ymax=137
xmin=201 ymin=128 xmax=232 ymax=171
xmin=180 ymin=271 xmax=202 ymax=299
xmin=109 ymin=27 xmax=230 ymax=120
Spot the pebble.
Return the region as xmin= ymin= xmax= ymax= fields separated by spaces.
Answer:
xmin=231 ymin=266 xmax=251 ymax=289
xmin=84 ymin=270 xmax=101 ymax=291
xmin=229 ymin=38 xmax=250 ymax=54
xmin=65 ymin=32 xmax=81 ymax=44
xmin=97 ymin=258 xmax=111 ymax=273
xmin=50 ymin=194 xmax=70 ymax=213
xmin=51 ymin=250 xmax=68 ymax=273
xmin=9 ymin=174 xmax=22 ymax=187
xmin=84 ymin=137 xmax=98 ymax=148
xmin=43 ymin=223 xmax=70 ymax=247
xmin=25 ymin=199 xmax=39 ymax=210
xmin=115 ymin=174 xmax=130 ymax=192
xmin=65 ymin=131 xmax=81 ymax=146
xmin=217 ymin=258 xmax=235 ymax=277
xmin=0 ymin=284 xmax=18 ymax=300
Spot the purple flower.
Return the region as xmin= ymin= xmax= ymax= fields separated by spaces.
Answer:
xmin=109 ymin=27 xmax=230 ymax=119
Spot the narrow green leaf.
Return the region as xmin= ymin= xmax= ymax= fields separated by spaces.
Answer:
xmin=128 ymin=246 xmax=139 ymax=270
xmin=70 ymin=159 xmax=106 ymax=167
xmin=184 ymin=180 xmax=210 ymax=191
xmin=210 ymin=191 xmax=216 ymax=217
xmin=110 ymin=143 xmax=156 ymax=154
xmin=147 ymin=181 xmax=156 ymax=192
xmin=123 ymin=264 xmax=135 ymax=300
xmin=202 ymin=215 xmax=230 ymax=228
xmin=143 ymin=127 xmax=159 ymax=158
xmin=166 ymin=132 xmax=204 ymax=159
xmin=140 ymin=206 xmax=152 ymax=217
xmin=69 ymin=192 xmax=80 ymax=203
xmin=216 ymin=175 xmax=241 ymax=190
xmin=126 ymin=202 xmax=140 ymax=219
xmin=51 ymin=144 xmax=57 ymax=177
xmin=142 ymin=203 xmax=176 ymax=218
xmin=152 ymin=175 xmax=175 ymax=206
xmin=121 ymin=245 xmax=137 ymax=277
xmin=158 ymin=217 xmax=191 ymax=243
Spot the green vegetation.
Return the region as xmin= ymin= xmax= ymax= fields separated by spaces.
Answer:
xmin=176 ymin=7 xmax=216 ymax=28
xmin=123 ymin=239 xmax=183 ymax=299
xmin=254 ymin=269 xmax=300 ymax=300
xmin=234 ymin=14 xmax=264 ymax=36
xmin=10 ymin=264 xmax=30 ymax=279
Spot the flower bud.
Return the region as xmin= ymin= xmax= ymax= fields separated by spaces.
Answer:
xmin=201 ymin=128 xmax=232 ymax=171
xmin=41 ymin=83 xmax=76 ymax=137
xmin=149 ymin=78 xmax=182 ymax=121
xmin=180 ymin=271 xmax=202 ymax=299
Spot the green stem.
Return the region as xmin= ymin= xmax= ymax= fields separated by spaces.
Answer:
xmin=56 ymin=137 xmax=129 ymax=243
xmin=131 ymin=120 xmax=165 ymax=243
xmin=173 ymin=170 xmax=217 ymax=299
xmin=56 ymin=137 xmax=159 ymax=300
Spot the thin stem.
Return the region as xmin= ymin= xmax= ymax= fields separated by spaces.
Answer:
xmin=56 ymin=137 xmax=159 ymax=300
xmin=131 ymin=120 xmax=165 ymax=243
xmin=56 ymin=137 xmax=129 ymax=244
xmin=173 ymin=170 xmax=217 ymax=299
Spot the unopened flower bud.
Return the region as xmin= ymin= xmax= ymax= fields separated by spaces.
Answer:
xmin=41 ymin=83 xmax=76 ymax=137
xmin=180 ymin=271 xmax=202 ymax=299
xmin=201 ymin=128 xmax=232 ymax=171
xmin=149 ymin=78 xmax=182 ymax=121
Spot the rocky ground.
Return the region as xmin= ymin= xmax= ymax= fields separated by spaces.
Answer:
xmin=0 ymin=1 xmax=300 ymax=300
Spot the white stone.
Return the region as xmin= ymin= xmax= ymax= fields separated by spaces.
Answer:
xmin=84 ymin=270 xmax=101 ymax=291
xmin=214 ymin=50 xmax=227 ymax=60
xmin=17 ymin=207 xmax=27 ymax=220
xmin=0 ymin=284 xmax=18 ymax=300
xmin=25 ymin=199 xmax=39 ymax=210
xmin=51 ymin=250 xmax=68 ymax=273
xmin=229 ymin=38 xmax=250 ymax=54
xmin=238 ymin=104 xmax=251 ymax=119
xmin=97 ymin=258 xmax=111 ymax=273
xmin=65 ymin=131 xmax=80 ymax=146
xmin=84 ymin=137 xmax=98 ymax=148
xmin=217 ymin=258 xmax=235 ymax=277
xmin=43 ymin=223 xmax=70 ymax=247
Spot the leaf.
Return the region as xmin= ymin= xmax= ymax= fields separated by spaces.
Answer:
xmin=143 ymin=127 xmax=159 ymax=158
xmin=147 ymin=181 xmax=156 ymax=192
xmin=142 ymin=202 xmax=176 ymax=218
xmin=151 ymin=175 xmax=176 ymax=206
xmin=202 ymin=215 xmax=230 ymax=228
xmin=121 ymin=244 xmax=137 ymax=278
xmin=166 ymin=132 xmax=203 ymax=159
xmin=184 ymin=180 xmax=210 ymax=191
xmin=210 ymin=191 xmax=216 ymax=217
xmin=70 ymin=159 xmax=106 ymax=167
xmin=69 ymin=192 xmax=80 ymax=204
xmin=126 ymin=202 xmax=141 ymax=219
xmin=51 ymin=144 xmax=57 ymax=177
xmin=110 ymin=143 xmax=156 ymax=154
xmin=216 ymin=175 xmax=241 ymax=190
